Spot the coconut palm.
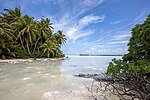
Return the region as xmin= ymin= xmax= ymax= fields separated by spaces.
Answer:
xmin=54 ymin=30 xmax=67 ymax=46
xmin=32 ymin=18 xmax=53 ymax=54
xmin=0 ymin=21 xmax=14 ymax=48
xmin=12 ymin=15 xmax=37 ymax=55
xmin=1 ymin=7 xmax=21 ymax=24
xmin=40 ymin=39 xmax=57 ymax=58
xmin=0 ymin=20 xmax=16 ymax=59
xmin=37 ymin=18 xmax=53 ymax=40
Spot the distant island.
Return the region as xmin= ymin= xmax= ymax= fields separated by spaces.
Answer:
xmin=79 ymin=54 xmax=123 ymax=56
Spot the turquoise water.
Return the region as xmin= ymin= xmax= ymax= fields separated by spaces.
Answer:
xmin=0 ymin=56 xmax=121 ymax=100
xmin=62 ymin=55 xmax=121 ymax=74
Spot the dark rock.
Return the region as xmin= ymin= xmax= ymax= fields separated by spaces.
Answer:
xmin=74 ymin=73 xmax=119 ymax=82
xmin=93 ymin=73 xmax=113 ymax=81
xmin=79 ymin=73 xmax=97 ymax=77
xmin=74 ymin=73 xmax=98 ymax=78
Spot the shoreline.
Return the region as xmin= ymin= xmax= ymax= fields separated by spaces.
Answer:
xmin=0 ymin=58 xmax=65 ymax=64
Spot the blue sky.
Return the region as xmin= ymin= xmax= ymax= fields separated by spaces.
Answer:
xmin=0 ymin=0 xmax=150 ymax=55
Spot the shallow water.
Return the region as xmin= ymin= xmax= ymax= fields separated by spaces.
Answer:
xmin=0 ymin=56 xmax=121 ymax=100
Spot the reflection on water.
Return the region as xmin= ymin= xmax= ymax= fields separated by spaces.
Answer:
xmin=0 ymin=56 xmax=121 ymax=100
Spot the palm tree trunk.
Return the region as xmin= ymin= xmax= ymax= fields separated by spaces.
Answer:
xmin=20 ymin=37 xmax=26 ymax=51
xmin=26 ymin=39 xmax=31 ymax=56
xmin=33 ymin=38 xmax=40 ymax=54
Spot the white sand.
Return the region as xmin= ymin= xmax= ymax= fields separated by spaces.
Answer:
xmin=42 ymin=89 xmax=92 ymax=100
xmin=0 ymin=59 xmax=33 ymax=63
xmin=42 ymin=88 xmax=120 ymax=100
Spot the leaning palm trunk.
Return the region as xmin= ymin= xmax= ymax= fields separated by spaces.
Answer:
xmin=19 ymin=37 xmax=26 ymax=51
xmin=25 ymin=39 xmax=31 ymax=56
xmin=32 ymin=38 xmax=40 ymax=54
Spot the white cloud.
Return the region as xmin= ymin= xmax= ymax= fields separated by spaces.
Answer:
xmin=79 ymin=14 xmax=105 ymax=25
xmin=90 ymin=47 xmax=96 ymax=51
xmin=65 ymin=14 xmax=105 ymax=41
xmin=111 ymin=33 xmax=131 ymax=41
xmin=110 ymin=20 xmax=121 ymax=24
xmin=86 ymin=47 xmax=127 ymax=54
xmin=76 ymin=0 xmax=104 ymax=17
xmin=52 ymin=0 xmax=104 ymax=27
xmin=68 ymin=29 xmax=94 ymax=42
xmin=72 ymin=30 xmax=94 ymax=41
xmin=82 ymin=0 xmax=104 ymax=7
xmin=98 ymin=49 xmax=108 ymax=53
xmin=86 ymin=47 xmax=98 ymax=53
xmin=108 ymin=40 xmax=128 ymax=45
xmin=114 ymin=34 xmax=131 ymax=38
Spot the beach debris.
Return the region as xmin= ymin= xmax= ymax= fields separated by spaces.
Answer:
xmin=74 ymin=73 xmax=97 ymax=78
xmin=74 ymin=73 xmax=118 ymax=82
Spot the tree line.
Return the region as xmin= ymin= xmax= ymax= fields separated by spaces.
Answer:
xmin=0 ymin=7 xmax=67 ymax=59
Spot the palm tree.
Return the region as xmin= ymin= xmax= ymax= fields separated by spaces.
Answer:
xmin=1 ymin=7 xmax=21 ymax=24
xmin=40 ymin=39 xmax=58 ymax=58
xmin=0 ymin=19 xmax=16 ymax=59
xmin=54 ymin=30 xmax=67 ymax=46
xmin=37 ymin=18 xmax=53 ymax=40
xmin=32 ymin=18 xmax=53 ymax=55
xmin=0 ymin=21 xmax=14 ymax=48
xmin=12 ymin=15 xmax=37 ymax=55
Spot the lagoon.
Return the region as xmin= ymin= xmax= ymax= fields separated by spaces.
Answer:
xmin=0 ymin=56 xmax=121 ymax=100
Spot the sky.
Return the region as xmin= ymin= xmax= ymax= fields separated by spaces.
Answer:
xmin=0 ymin=0 xmax=150 ymax=55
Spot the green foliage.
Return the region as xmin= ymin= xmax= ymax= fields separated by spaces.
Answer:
xmin=14 ymin=48 xmax=29 ymax=59
xmin=107 ymin=14 xmax=150 ymax=91
xmin=123 ymin=15 xmax=150 ymax=62
xmin=107 ymin=59 xmax=150 ymax=79
xmin=107 ymin=16 xmax=150 ymax=99
xmin=0 ymin=7 xmax=66 ymax=59
xmin=107 ymin=15 xmax=150 ymax=78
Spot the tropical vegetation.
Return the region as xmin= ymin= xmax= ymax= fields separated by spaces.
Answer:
xmin=107 ymin=15 xmax=150 ymax=99
xmin=0 ymin=7 xmax=66 ymax=59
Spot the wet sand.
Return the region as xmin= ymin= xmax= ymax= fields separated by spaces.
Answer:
xmin=0 ymin=58 xmax=65 ymax=64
